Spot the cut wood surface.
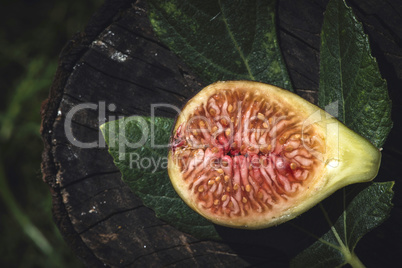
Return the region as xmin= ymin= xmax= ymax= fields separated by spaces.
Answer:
xmin=41 ymin=0 xmax=402 ymax=266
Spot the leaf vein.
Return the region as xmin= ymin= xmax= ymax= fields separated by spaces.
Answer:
xmin=153 ymin=5 xmax=246 ymax=79
xmin=218 ymin=0 xmax=255 ymax=80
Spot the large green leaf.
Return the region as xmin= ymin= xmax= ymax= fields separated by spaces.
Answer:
xmin=319 ymin=0 xmax=392 ymax=148
xmin=148 ymin=0 xmax=292 ymax=90
xmin=292 ymin=1 xmax=395 ymax=266
xmin=100 ymin=116 xmax=220 ymax=240
xmin=291 ymin=182 xmax=394 ymax=268
xmin=100 ymin=0 xmax=395 ymax=261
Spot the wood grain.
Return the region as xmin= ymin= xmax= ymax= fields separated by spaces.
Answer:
xmin=41 ymin=0 xmax=402 ymax=266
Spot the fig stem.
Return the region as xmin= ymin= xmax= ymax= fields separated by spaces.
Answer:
xmin=289 ymin=222 xmax=342 ymax=251
xmin=344 ymin=251 xmax=365 ymax=268
xmin=319 ymin=203 xmax=366 ymax=268
xmin=319 ymin=203 xmax=347 ymax=248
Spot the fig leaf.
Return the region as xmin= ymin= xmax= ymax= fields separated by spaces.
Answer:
xmin=100 ymin=116 xmax=220 ymax=240
xmin=291 ymin=182 xmax=394 ymax=268
xmin=100 ymin=0 xmax=395 ymax=262
xmin=319 ymin=0 xmax=392 ymax=148
xmin=291 ymin=0 xmax=395 ymax=266
xmin=147 ymin=0 xmax=292 ymax=91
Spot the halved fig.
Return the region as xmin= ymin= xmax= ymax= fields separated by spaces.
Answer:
xmin=168 ymin=81 xmax=381 ymax=229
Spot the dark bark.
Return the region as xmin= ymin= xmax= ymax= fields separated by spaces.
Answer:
xmin=41 ymin=0 xmax=402 ymax=266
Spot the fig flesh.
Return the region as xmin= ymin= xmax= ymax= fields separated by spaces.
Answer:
xmin=168 ymin=81 xmax=381 ymax=229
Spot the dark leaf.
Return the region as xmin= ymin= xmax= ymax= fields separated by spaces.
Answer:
xmin=148 ymin=0 xmax=292 ymax=90
xmin=291 ymin=182 xmax=394 ymax=267
xmin=100 ymin=116 xmax=220 ymax=240
xmin=318 ymin=0 xmax=392 ymax=148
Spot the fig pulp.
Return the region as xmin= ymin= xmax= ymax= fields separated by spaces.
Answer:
xmin=168 ymin=81 xmax=381 ymax=229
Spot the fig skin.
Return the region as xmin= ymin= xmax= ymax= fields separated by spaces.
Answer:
xmin=168 ymin=81 xmax=381 ymax=229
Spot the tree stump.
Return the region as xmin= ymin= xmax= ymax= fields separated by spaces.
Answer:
xmin=41 ymin=0 xmax=402 ymax=266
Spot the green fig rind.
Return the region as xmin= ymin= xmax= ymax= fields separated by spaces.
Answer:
xmin=168 ymin=81 xmax=381 ymax=229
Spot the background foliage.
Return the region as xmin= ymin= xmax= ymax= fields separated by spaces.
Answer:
xmin=1 ymin=0 xmax=400 ymax=267
xmin=0 ymin=0 xmax=103 ymax=266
